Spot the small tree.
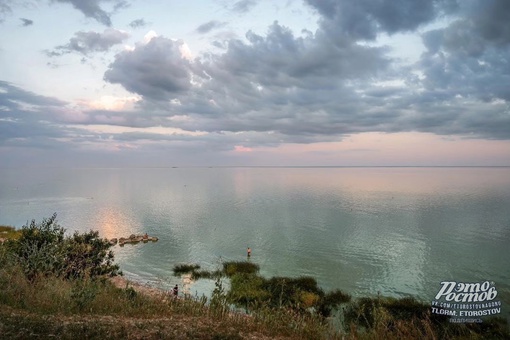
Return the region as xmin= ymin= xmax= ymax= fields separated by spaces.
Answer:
xmin=6 ymin=214 xmax=120 ymax=281
xmin=63 ymin=230 xmax=120 ymax=280
xmin=6 ymin=213 xmax=66 ymax=280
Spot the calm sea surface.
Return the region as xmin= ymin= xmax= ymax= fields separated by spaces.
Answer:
xmin=1 ymin=167 xmax=509 ymax=314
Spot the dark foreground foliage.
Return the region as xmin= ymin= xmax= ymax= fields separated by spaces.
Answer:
xmin=225 ymin=267 xmax=351 ymax=317
xmin=344 ymin=295 xmax=510 ymax=339
xmin=188 ymin=260 xmax=510 ymax=339
xmin=223 ymin=261 xmax=260 ymax=277
xmin=173 ymin=263 xmax=201 ymax=275
xmin=3 ymin=213 xmax=120 ymax=281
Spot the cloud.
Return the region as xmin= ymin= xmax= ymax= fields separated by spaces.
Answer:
xmin=0 ymin=0 xmax=10 ymax=11
xmin=103 ymin=21 xmax=391 ymax=142
xmin=129 ymin=18 xmax=147 ymax=29
xmin=0 ymin=81 xmax=71 ymax=147
xmin=47 ymin=28 xmax=130 ymax=57
xmin=304 ymin=0 xmax=458 ymax=41
xmin=0 ymin=0 xmax=12 ymax=23
xmin=418 ymin=0 xmax=510 ymax=105
xmin=469 ymin=0 xmax=510 ymax=46
xmin=52 ymin=0 xmax=127 ymax=26
xmin=2 ymin=0 xmax=510 ymax=166
xmin=104 ymin=36 xmax=204 ymax=100
xmin=0 ymin=80 xmax=65 ymax=108
xmin=101 ymin=9 xmax=510 ymax=146
xmin=234 ymin=145 xmax=253 ymax=152
xmin=196 ymin=20 xmax=227 ymax=34
xmin=424 ymin=0 xmax=510 ymax=56
xmin=231 ymin=0 xmax=258 ymax=13
xmin=19 ymin=17 xmax=32 ymax=26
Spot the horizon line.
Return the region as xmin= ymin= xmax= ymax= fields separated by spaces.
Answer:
xmin=2 ymin=165 xmax=510 ymax=169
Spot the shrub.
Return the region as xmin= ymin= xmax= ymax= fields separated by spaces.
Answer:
xmin=317 ymin=289 xmax=351 ymax=317
xmin=223 ymin=261 xmax=260 ymax=277
xmin=63 ymin=230 xmax=120 ymax=280
xmin=4 ymin=214 xmax=119 ymax=281
xmin=343 ymin=295 xmax=454 ymax=336
xmin=265 ymin=276 xmax=323 ymax=309
xmin=227 ymin=273 xmax=270 ymax=308
xmin=173 ymin=263 xmax=201 ymax=275
xmin=5 ymin=214 xmax=66 ymax=280
xmin=210 ymin=277 xmax=229 ymax=317
xmin=191 ymin=269 xmax=223 ymax=280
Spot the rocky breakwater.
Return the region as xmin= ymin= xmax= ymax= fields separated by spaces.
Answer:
xmin=110 ymin=234 xmax=159 ymax=246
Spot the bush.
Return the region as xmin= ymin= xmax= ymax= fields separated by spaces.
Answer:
xmin=63 ymin=230 xmax=120 ymax=280
xmin=317 ymin=289 xmax=351 ymax=317
xmin=227 ymin=273 xmax=270 ymax=308
xmin=265 ymin=276 xmax=323 ymax=309
xmin=173 ymin=263 xmax=201 ymax=275
xmin=191 ymin=269 xmax=223 ymax=280
xmin=6 ymin=214 xmax=66 ymax=280
xmin=343 ymin=296 xmax=449 ymax=332
xmin=223 ymin=261 xmax=260 ymax=277
xmin=5 ymin=214 xmax=120 ymax=281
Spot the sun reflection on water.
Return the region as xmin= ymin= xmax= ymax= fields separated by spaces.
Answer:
xmin=96 ymin=206 xmax=140 ymax=239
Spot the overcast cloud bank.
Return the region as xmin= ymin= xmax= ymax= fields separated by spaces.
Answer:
xmin=1 ymin=0 xmax=509 ymax=166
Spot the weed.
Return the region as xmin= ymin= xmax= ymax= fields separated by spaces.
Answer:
xmin=173 ymin=263 xmax=201 ymax=275
xmin=223 ymin=261 xmax=260 ymax=277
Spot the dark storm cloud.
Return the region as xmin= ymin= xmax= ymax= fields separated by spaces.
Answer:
xmin=52 ymin=0 xmax=127 ymax=26
xmin=19 ymin=17 xmax=32 ymax=26
xmin=104 ymin=36 xmax=205 ymax=100
xmin=196 ymin=20 xmax=227 ymax=34
xmin=47 ymin=28 xmax=130 ymax=57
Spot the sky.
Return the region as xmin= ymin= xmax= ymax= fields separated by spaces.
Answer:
xmin=1 ymin=0 xmax=510 ymax=167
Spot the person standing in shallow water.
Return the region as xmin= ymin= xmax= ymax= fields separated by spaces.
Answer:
xmin=173 ymin=284 xmax=178 ymax=297
xmin=247 ymin=247 xmax=251 ymax=257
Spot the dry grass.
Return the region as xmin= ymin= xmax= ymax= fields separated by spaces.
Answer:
xmin=0 ymin=261 xmax=334 ymax=339
xmin=2 ymin=267 xmax=508 ymax=340
xmin=0 ymin=225 xmax=20 ymax=244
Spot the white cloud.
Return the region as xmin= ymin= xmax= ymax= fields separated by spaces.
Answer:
xmin=143 ymin=30 xmax=158 ymax=43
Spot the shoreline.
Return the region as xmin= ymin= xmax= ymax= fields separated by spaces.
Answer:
xmin=109 ymin=275 xmax=172 ymax=299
